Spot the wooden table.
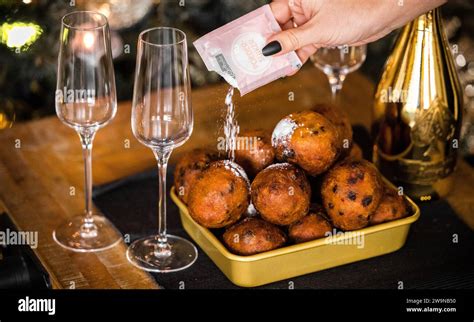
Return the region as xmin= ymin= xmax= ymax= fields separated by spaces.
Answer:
xmin=0 ymin=67 xmax=473 ymax=289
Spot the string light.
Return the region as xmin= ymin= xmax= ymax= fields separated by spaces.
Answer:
xmin=0 ymin=22 xmax=43 ymax=51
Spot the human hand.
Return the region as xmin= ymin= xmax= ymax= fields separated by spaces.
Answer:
xmin=263 ymin=0 xmax=447 ymax=64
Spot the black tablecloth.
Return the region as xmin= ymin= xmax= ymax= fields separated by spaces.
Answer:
xmin=93 ymin=168 xmax=474 ymax=290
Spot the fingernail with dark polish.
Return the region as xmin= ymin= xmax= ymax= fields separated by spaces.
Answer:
xmin=262 ymin=41 xmax=282 ymax=56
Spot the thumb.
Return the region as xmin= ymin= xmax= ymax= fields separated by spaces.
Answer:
xmin=262 ymin=23 xmax=316 ymax=57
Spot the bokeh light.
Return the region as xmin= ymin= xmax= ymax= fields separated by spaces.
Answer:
xmin=0 ymin=22 xmax=43 ymax=50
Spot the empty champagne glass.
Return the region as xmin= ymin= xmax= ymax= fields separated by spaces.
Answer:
xmin=54 ymin=11 xmax=122 ymax=252
xmin=127 ymin=27 xmax=197 ymax=272
xmin=311 ymin=45 xmax=367 ymax=101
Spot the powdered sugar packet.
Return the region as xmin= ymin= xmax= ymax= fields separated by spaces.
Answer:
xmin=193 ymin=5 xmax=302 ymax=96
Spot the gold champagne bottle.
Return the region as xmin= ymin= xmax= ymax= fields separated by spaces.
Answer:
xmin=372 ymin=9 xmax=463 ymax=202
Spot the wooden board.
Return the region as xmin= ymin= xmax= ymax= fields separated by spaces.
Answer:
xmin=0 ymin=67 xmax=472 ymax=289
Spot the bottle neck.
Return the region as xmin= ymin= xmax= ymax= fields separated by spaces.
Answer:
xmin=413 ymin=9 xmax=440 ymax=33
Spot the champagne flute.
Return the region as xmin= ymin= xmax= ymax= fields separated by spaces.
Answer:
xmin=54 ymin=11 xmax=122 ymax=252
xmin=311 ymin=45 xmax=367 ymax=102
xmin=127 ymin=27 xmax=197 ymax=272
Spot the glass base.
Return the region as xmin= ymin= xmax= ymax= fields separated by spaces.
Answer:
xmin=52 ymin=215 xmax=122 ymax=252
xmin=126 ymin=235 xmax=198 ymax=273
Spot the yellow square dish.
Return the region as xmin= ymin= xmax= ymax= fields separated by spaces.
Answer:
xmin=170 ymin=178 xmax=420 ymax=288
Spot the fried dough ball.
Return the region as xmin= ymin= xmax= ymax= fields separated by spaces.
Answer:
xmin=312 ymin=103 xmax=353 ymax=149
xmin=187 ymin=160 xmax=250 ymax=228
xmin=272 ymin=111 xmax=342 ymax=176
xmin=251 ymin=163 xmax=311 ymax=226
xmin=173 ymin=148 xmax=219 ymax=204
xmin=289 ymin=204 xmax=333 ymax=243
xmin=223 ymin=218 xmax=287 ymax=255
xmin=370 ymin=187 xmax=409 ymax=225
xmin=234 ymin=129 xmax=275 ymax=177
xmin=321 ymin=158 xmax=383 ymax=231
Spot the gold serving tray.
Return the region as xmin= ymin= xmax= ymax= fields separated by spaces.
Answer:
xmin=170 ymin=178 xmax=420 ymax=288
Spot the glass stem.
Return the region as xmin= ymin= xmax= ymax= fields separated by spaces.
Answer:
xmin=78 ymin=130 xmax=97 ymax=237
xmin=328 ymin=73 xmax=346 ymax=104
xmin=153 ymin=148 xmax=172 ymax=252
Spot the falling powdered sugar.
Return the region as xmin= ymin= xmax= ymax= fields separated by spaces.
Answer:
xmin=224 ymin=86 xmax=240 ymax=161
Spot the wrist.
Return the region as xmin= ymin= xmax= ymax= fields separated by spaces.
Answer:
xmin=383 ymin=0 xmax=447 ymax=31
